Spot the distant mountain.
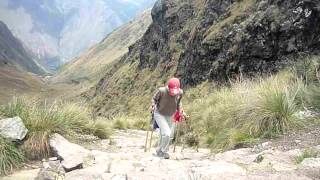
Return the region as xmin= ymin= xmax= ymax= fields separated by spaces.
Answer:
xmin=0 ymin=0 xmax=156 ymax=70
xmin=0 ymin=21 xmax=45 ymax=104
xmin=53 ymin=9 xmax=152 ymax=84
xmin=0 ymin=21 xmax=45 ymax=75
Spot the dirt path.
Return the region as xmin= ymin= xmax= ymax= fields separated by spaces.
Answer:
xmin=3 ymin=129 xmax=320 ymax=180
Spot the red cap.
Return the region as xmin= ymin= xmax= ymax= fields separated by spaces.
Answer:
xmin=168 ymin=78 xmax=180 ymax=96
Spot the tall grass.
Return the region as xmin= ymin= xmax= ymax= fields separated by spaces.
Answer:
xmin=0 ymin=97 xmax=111 ymax=161
xmin=0 ymin=137 xmax=25 ymax=175
xmin=183 ymin=66 xmax=318 ymax=151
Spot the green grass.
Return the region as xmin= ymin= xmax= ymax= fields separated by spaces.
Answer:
xmin=183 ymin=65 xmax=318 ymax=151
xmin=0 ymin=137 xmax=25 ymax=176
xmin=294 ymin=148 xmax=319 ymax=164
xmin=90 ymin=119 xmax=112 ymax=139
xmin=90 ymin=54 xmax=319 ymax=152
xmin=112 ymin=115 xmax=132 ymax=130
xmin=0 ymin=97 xmax=112 ymax=162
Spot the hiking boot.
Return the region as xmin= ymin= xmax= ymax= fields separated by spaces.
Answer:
xmin=154 ymin=150 xmax=169 ymax=159
xmin=162 ymin=152 xmax=170 ymax=159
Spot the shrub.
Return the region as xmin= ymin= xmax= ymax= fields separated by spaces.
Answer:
xmin=295 ymin=148 xmax=318 ymax=164
xmin=91 ymin=119 xmax=112 ymax=139
xmin=0 ymin=137 xmax=25 ymax=175
xmin=244 ymin=75 xmax=301 ymax=138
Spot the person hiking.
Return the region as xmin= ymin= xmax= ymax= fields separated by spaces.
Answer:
xmin=151 ymin=77 xmax=184 ymax=159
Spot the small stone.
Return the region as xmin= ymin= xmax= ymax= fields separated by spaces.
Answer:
xmin=49 ymin=157 xmax=58 ymax=161
xmin=111 ymin=174 xmax=128 ymax=180
xmin=295 ymin=140 xmax=301 ymax=144
xmin=261 ymin=142 xmax=272 ymax=148
xmin=253 ymin=154 xmax=264 ymax=163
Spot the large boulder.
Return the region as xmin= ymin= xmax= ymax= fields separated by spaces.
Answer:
xmin=49 ymin=134 xmax=91 ymax=172
xmin=0 ymin=116 xmax=28 ymax=141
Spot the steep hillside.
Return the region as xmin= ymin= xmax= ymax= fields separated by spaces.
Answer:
xmin=0 ymin=21 xmax=45 ymax=75
xmin=53 ymin=10 xmax=152 ymax=84
xmin=0 ymin=0 xmax=156 ymax=69
xmin=0 ymin=66 xmax=45 ymax=104
xmin=0 ymin=21 xmax=46 ymax=104
xmin=90 ymin=0 xmax=320 ymax=116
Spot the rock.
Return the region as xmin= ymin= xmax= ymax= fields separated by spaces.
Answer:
xmin=36 ymin=160 xmax=65 ymax=180
xmin=215 ymin=148 xmax=256 ymax=165
xmin=49 ymin=157 xmax=58 ymax=161
xmin=0 ymin=116 xmax=28 ymax=141
xmin=298 ymin=158 xmax=320 ymax=179
xmin=1 ymin=169 xmax=40 ymax=180
xmin=295 ymin=140 xmax=302 ymax=144
xmin=191 ymin=160 xmax=247 ymax=179
xmin=49 ymin=133 xmax=90 ymax=171
xmin=65 ymin=165 xmax=109 ymax=180
xmin=253 ymin=154 xmax=264 ymax=163
xmin=261 ymin=142 xmax=272 ymax=149
xmin=110 ymin=174 xmax=128 ymax=180
xmin=300 ymin=158 xmax=320 ymax=168
xmin=287 ymin=149 xmax=303 ymax=158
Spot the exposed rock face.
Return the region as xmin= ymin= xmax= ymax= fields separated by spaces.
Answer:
xmin=0 ymin=116 xmax=28 ymax=141
xmin=91 ymin=0 xmax=320 ymax=115
xmin=134 ymin=0 xmax=320 ymax=85
xmin=49 ymin=133 xmax=91 ymax=171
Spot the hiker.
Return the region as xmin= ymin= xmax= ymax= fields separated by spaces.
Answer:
xmin=151 ymin=77 xmax=184 ymax=159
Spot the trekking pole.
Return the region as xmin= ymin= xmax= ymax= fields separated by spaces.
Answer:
xmin=173 ymin=122 xmax=180 ymax=153
xmin=144 ymin=129 xmax=150 ymax=152
xmin=148 ymin=130 xmax=154 ymax=150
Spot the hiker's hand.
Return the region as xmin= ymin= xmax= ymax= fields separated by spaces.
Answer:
xmin=183 ymin=112 xmax=190 ymax=120
xmin=150 ymin=105 xmax=155 ymax=113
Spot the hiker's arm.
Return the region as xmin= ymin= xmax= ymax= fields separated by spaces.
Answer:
xmin=151 ymin=89 xmax=161 ymax=111
xmin=177 ymin=89 xmax=183 ymax=112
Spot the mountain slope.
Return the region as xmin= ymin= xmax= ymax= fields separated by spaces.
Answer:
xmin=0 ymin=21 xmax=45 ymax=75
xmin=0 ymin=0 xmax=156 ymax=69
xmin=89 ymin=0 xmax=320 ymax=116
xmin=53 ymin=10 xmax=152 ymax=84
xmin=0 ymin=21 xmax=45 ymax=104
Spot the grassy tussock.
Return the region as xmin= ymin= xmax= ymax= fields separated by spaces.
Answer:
xmin=0 ymin=137 xmax=25 ymax=175
xmin=185 ymin=65 xmax=318 ymax=151
xmin=0 ymin=97 xmax=112 ymax=166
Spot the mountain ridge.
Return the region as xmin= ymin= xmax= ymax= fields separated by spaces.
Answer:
xmin=89 ymin=0 xmax=320 ymax=116
xmin=0 ymin=0 xmax=156 ymax=69
xmin=53 ymin=9 xmax=153 ymax=85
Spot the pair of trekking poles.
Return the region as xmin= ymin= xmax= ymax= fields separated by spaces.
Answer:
xmin=144 ymin=111 xmax=187 ymax=153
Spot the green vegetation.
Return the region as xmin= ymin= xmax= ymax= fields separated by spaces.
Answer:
xmin=93 ymin=55 xmax=319 ymax=152
xmin=294 ymin=148 xmax=319 ymax=164
xmin=0 ymin=137 xmax=25 ymax=175
xmin=182 ymin=56 xmax=319 ymax=151
xmin=0 ymin=97 xmax=112 ymax=175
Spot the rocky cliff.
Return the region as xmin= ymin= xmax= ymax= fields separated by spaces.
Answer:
xmin=91 ymin=0 xmax=320 ymax=115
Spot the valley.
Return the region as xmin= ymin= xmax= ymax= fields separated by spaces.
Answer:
xmin=0 ymin=0 xmax=319 ymax=179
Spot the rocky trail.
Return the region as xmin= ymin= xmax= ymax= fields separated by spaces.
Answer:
xmin=2 ymin=129 xmax=320 ymax=180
